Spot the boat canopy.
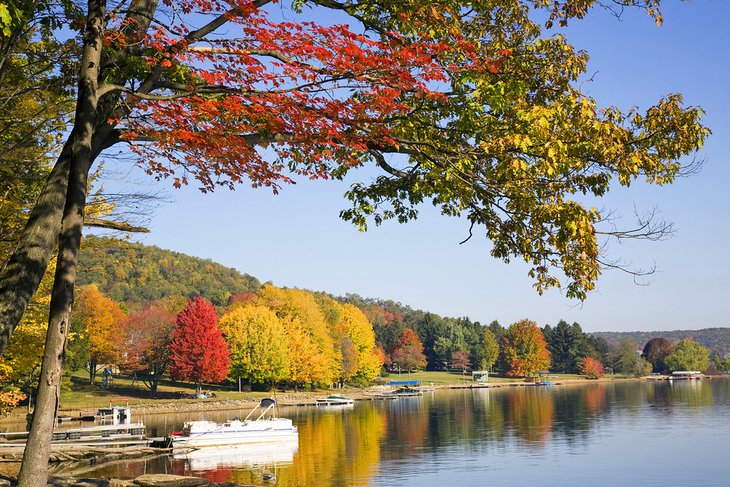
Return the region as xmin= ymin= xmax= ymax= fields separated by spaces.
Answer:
xmin=388 ymin=380 xmax=420 ymax=386
xmin=259 ymin=398 xmax=276 ymax=408
xmin=243 ymin=398 xmax=278 ymax=421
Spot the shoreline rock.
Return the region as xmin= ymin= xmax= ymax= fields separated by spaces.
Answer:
xmin=1 ymin=474 xmax=261 ymax=487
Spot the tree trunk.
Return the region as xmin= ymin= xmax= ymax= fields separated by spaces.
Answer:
xmin=0 ymin=0 xmax=160 ymax=357
xmin=89 ymin=357 xmax=97 ymax=384
xmin=0 ymin=149 xmax=70 ymax=355
xmin=16 ymin=2 xmax=106 ymax=485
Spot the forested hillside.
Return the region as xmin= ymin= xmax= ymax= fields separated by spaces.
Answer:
xmin=78 ymin=237 xmax=260 ymax=306
xmin=592 ymin=329 xmax=730 ymax=357
xmin=77 ymin=237 xmax=729 ymax=362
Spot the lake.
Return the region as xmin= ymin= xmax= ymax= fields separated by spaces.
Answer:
xmin=75 ymin=379 xmax=730 ymax=486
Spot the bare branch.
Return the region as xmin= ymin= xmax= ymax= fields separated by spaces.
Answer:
xmin=84 ymin=217 xmax=150 ymax=233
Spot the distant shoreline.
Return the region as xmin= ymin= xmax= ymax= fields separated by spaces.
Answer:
xmin=2 ymin=374 xmax=716 ymax=425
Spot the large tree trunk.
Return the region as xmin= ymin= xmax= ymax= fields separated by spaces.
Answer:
xmin=16 ymin=2 xmax=106 ymax=484
xmin=0 ymin=150 xmax=70 ymax=354
xmin=0 ymin=0 xmax=160 ymax=356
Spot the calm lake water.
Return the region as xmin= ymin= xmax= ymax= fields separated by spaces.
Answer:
xmin=76 ymin=379 xmax=730 ymax=486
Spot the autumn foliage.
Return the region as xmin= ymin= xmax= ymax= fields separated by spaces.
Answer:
xmin=226 ymin=286 xmax=383 ymax=387
xmin=578 ymin=356 xmax=605 ymax=379
xmin=642 ymin=337 xmax=674 ymax=373
xmin=168 ymin=297 xmax=230 ymax=388
xmin=119 ymin=304 xmax=177 ymax=392
xmin=74 ymin=285 xmax=126 ymax=383
xmin=391 ymin=328 xmax=427 ymax=372
xmin=502 ymin=319 xmax=551 ymax=377
xmin=451 ymin=351 xmax=471 ymax=372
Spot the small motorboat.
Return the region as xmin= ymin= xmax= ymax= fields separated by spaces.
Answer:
xmin=392 ymin=386 xmax=423 ymax=397
xmin=316 ymin=394 xmax=355 ymax=406
xmin=170 ymin=398 xmax=297 ymax=448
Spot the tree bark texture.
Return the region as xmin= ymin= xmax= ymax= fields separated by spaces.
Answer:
xmin=0 ymin=149 xmax=69 ymax=355
xmin=0 ymin=0 xmax=160 ymax=356
xmin=16 ymin=1 xmax=106 ymax=484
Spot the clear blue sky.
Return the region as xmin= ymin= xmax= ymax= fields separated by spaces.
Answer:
xmin=107 ymin=1 xmax=730 ymax=333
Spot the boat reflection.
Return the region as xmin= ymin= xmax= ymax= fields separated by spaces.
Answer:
xmin=172 ymin=438 xmax=299 ymax=472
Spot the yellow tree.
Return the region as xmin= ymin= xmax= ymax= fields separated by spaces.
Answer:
xmin=502 ymin=319 xmax=552 ymax=377
xmin=220 ymin=305 xmax=289 ymax=387
xmin=257 ymin=285 xmax=338 ymax=386
xmin=335 ymin=304 xmax=383 ymax=384
xmin=73 ymin=285 xmax=125 ymax=383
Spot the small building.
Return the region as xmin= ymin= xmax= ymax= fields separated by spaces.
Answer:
xmin=472 ymin=371 xmax=489 ymax=383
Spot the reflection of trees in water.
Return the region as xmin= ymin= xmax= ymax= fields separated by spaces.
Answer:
xmin=381 ymin=396 xmax=429 ymax=460
xmin=647 ymin=379 xmax=717 ymax=413
xmin=550 ymin=384 xmax=609 ymax=444
xmin=502 ymin=388 xmax=555 ymax=445
xmin=153 ymin=404 xmax=388 ymax=486
xmin=276 ymin=403 xmax=386 ymax=487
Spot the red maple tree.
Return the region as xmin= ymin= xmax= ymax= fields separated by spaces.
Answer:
xmin=578 ymin=356 xmax=605 ymax=379
xmin=390 ymin=328 xmax=426 ymax=373
xmin=451 ymin=350 xmax=471 ymax=373
xmin=168 ymin=297 xmax=230 ymax=393
xmin=119 ymin=304 xmax=177 ymax=393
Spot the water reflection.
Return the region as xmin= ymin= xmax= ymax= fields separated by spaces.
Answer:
xmin=170 ymin=440 xmax=298 ymax=485
xmin=68 ymin=379 xmax=730 ymax=486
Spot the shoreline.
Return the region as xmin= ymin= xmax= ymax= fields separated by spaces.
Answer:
xmin=0 ymin=375 xmax=653 ymax=423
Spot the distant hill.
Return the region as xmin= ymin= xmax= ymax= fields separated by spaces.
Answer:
xmin=592 ymin=328 xmax=730 ymax=357
xmin=77 ymin=237 xmax=729 ymax=357
xmin=77 ymin=236 xmax=260 ymax=306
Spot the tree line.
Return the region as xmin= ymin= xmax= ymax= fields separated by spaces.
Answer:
xmin=3 ymin=238 xmax=723 ymax=419
xmin=63 ymin=284 xmax=384 ymax=394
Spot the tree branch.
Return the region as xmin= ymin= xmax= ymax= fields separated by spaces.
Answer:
xmin=84 ymin=217 xmax=149 ymax=233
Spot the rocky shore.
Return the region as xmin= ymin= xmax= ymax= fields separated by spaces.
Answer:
xmin=1 ymin=473 xmax=259 ymax=487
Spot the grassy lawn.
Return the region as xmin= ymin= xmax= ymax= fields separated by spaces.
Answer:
xmin=59 ymin=371 xmax=273 ymax=411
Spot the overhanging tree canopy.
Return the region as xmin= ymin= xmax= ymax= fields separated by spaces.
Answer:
xmin=0 ymin=0 xmax=709 ymax=354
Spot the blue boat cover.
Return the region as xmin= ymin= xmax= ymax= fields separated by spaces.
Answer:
xmin=388 ymin=380 xmax=420 ymax=386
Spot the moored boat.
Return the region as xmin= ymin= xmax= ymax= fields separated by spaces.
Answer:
xmin=316 ymin=394 xmax=355 ymax=406
xmin=668 ymin=370 xmax=704 ymax=380
xmin=170 ymin=398 xmax=297 ymax=448
xmin=392 ymin=386 xmax=423 ymax=397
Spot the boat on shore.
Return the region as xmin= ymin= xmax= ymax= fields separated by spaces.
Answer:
xmin=170 ymin=398 xmax=297 ymax=448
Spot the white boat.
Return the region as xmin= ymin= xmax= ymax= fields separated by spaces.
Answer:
xmin=170 ymin=398 xmax=297 ymax=448
xmin=668 ymin=370 xmax=704 ymax=380
xmin=316 ymin=394 xmax=355 ymax=406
